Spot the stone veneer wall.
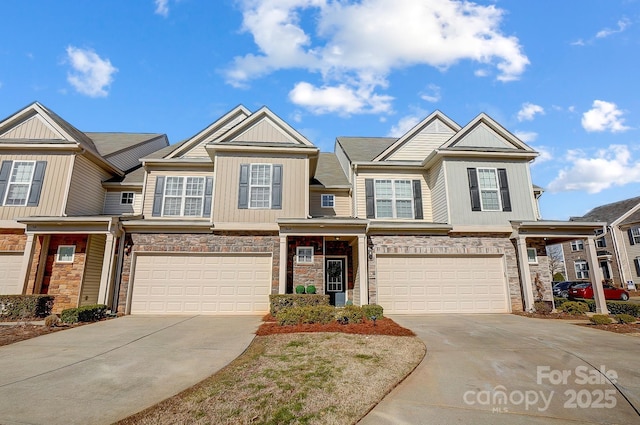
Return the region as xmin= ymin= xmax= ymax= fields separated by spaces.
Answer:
xmin=367 ymin=234 xmax=524 ymax=312
xmin=118 ymin=232 xmax=280 ymax=313
xmin=526 ymin=238 xmax=554 ymax=302
xmin=289 ymin=236 xmax=324 ymax=293
xmin=0 ymin=229 xmax=26 ymax=251
xmin=44 ymin=235 xmax=88 ymax=314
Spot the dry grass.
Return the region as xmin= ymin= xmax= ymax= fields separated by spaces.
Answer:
xmin=117 ymin=333 xmax=425 ymax=425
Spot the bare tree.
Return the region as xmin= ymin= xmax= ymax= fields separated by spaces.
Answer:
xmin=546 ymin=244 xmax=566 ymax=280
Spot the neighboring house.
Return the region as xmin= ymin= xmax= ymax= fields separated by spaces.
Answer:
xmin=0 ymin=102 xmax=612 ymax=315
xmin=0 ymin=102 xmax=168 ymax=313
xmin=115 ymin=106 xmax=608 ymax=315
xmin=562 ymin=197 xmax=640 ymax=289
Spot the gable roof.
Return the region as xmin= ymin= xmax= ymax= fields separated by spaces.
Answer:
xmin=336 ymin=137 xmax=397 ymax=163
xmin=571 ymin=196 xmax=640 ymax=225
xmin=311 ymin=153 xmax=350 ymax=188
xmin=620 ymin=208 xmax=640 ymax=227
xmin=440 ymin=113 xmax=535 ymax=152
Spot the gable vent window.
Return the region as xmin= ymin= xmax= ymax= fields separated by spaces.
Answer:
xmin=0 ymin=160 xmax=47 ymax=207
xmin=467 ymin=167 xmax=511 ymax=212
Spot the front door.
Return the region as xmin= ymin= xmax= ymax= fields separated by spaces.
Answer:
xmin=326 ymin=258 xmax=346 ymax=306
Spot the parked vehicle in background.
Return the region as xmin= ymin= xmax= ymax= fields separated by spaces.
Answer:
xmin=568 ymin=283 xmax=630 ymax=301
xmin=552 ymin=281 xmax=583 ymax=298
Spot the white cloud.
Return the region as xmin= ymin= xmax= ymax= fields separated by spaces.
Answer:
xmin=155 ymin=0 xmax=169 ymax=17
xmin=581 ymin=100 xmax=630 ymax=133
xmin=387 ymin=114 xmax=423 ymax=137
xmin=547 ymin=144 xmax=640 ymax=193
xmin=531 ymin=146 xmax=552 ymax=166
xmin=289 ymin=81 xmax=393 ymax=115
xmin=517 ymin=103 xmax=544 ymax=122
xmin=596 ymin=18 xmax=630 ymax=38
xmin=228 ymin=0 xmax=529 ymax=114
xmin=420 ymin=84 xmax=441 ymax=103
xmin=514 ymin=131 xmax=537 ymax=143
xmin=65 ymin=46 xmax=117 ymax=97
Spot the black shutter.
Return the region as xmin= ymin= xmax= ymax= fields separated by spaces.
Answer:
xmin=365 ymin=179 xmax=375 ymax=218
xmin=0 ymin=160 xmax=13 ymax=205
xmin=27 ymin=161 xmax=47 ymax=206
xmin=634 ymin=259 xmax=640 ymax=277
xmin=203 ymin=176 xmax=213 ymax=217
xmin=271 ymin=164 xmax=282 ymax=209
xmin=629 ymin=228 xmax=636 ymax=246
xmin=152 ymin=176 xmax=165 ymax=217
xmin=412 ymin=179 xmax=423 ymax=219
xmin=498 ymin=168 xmax=511 ymax=212
xmin=238 ymin=164 xmax=249 ymax=209
xmin=467 ymin=168 xmax=481 ymax=211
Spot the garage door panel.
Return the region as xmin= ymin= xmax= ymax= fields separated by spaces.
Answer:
xmin=0 ymin=253 xmax=23 ymax=295
xmin=377 ymin=255 xmax=508 ymax=314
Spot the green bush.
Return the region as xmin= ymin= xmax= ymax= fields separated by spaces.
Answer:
xmin=361 ymin=304 xmax=384 ymax=320
xmin=275 ymin=305 xmax=335 ymax=326
xmin=269 ymin=294 xmax=330 ymax=315
xmin=335 ymin=305 xmax=365 ymax=324
xmin=616 ymin=314 xmax=637 ymax=324
xmin=553 ymin=272 xmax=565 ymax=282
xmin=0 ymin=295 xmax=54 ymax=319
xmin=534 ymin=301 xmax=552 ymax=315
xmin=305 ymin=285 xmax=316 ymax=294
xmin=558 ymin=301 xmax=589 ymax=316
xmin=582 ymin=299 xmax=640 ymax=317
xmin=554 ymin=297 xmax=568 ymax=308
xmin=61 ymin=304 xmax=107 ymax=324
xmin=589 ymin=314 xmax=612 ymax=325
xmin=295 ymin=285 xmax=306 ymax=294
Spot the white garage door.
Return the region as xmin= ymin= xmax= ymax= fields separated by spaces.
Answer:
xmin=130 ymin=253 xmax=272 ymax=315
xmin=377 ymin=255 xmax=509 ymax=314
xmin=0 ymin=253 xmax=23 ymax=295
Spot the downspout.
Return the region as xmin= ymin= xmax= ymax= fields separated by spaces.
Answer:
xmin=111 ymin=231 xmax=127 ymax=313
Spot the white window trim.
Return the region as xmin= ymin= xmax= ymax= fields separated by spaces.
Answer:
xmin=120 ymin=191 xmax=135 ymax=205
xmin=56 ymin=245 xmax=75 ymax=263
xmin=249 ymin=163 xmax=272 ymax=209
xmin=161 ymin=176 xmax=206 ymax=217
xmin=631 ymin=227 xmax=640 ymax=245
xmin=575 ymin=260 xmax=589 ymax=279
xmin=321 ymin=194 xmax=335 ymax=208
xmin=477 ymin=167 xmax=502 ymax=212
xmin=570 ymin=240 xmax=584 ymax=251
xmin=296 ymin=247 xmax=314 ymax=264
xmin=374 ymin=179 xmax=414 ymax=219
xmin=527 ymin=248 xmax=538 ymax=264
xmin=3 ymin=160 xmax=36 ymax=206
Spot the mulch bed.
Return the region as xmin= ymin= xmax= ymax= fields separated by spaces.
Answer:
xmin=513 ymin=312 xmax=586 ymax=320
xmin=256 ymin=314 xmax=416 ymax=336
xmin=0 ymin=324 xmax=71 ymax=347
xmin=578 ymin=323 xmax=640 ymax=334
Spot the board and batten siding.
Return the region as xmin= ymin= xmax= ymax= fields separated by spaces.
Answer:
xmin=430 ymin=160 xmax=449 ymax=224
xmin=0 ymin=115 xmax=61 ymax=140
xmin=103 ymin=189 xmax=142 ymax=215
xmin=66 ymin=155 xmax=112 ymax=216
xmin=0 ymin=153 xmax=72 ymax=220
xmin=453 ymin=125 xmax=517 ymax=150
xmin=79 ymin=234 xmax=106 ymax=307
xmin=233 ymin=120 xmax=296 ymax=144
xmin=184 ymin=114 xmax=248 ymax=158
xmin=354 ymin=170 xmax=432 ymax=221
xmin=106 ymin=137 xmax=168 ymax=171
xmin=143 ymin=170 xmax=213 ymax=218
xmin=446 ymin=159 xmax=536 ymax=226
xmin=214 ymin=155 xmax=307 ymax=223
xmin=309 ymin=192 xmax=352 ymax=217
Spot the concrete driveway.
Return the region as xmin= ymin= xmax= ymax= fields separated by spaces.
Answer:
xmin=359 ymin=314 xmax=640 ymax=425
xmin=0 ymin=315 xmax=260 ymax=425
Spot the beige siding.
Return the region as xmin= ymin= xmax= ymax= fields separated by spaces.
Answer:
xmin=184 ymin=114 xmax=248 ymax=158
xmin=430 ymin=160 xmax=449 ymax=223
xmin=0 ymin=153 xmax=72 ymax=219
xmin=233 ymin=119 xmax=296 ymax=144
xmin=446 ymin=159 xmax=536 ymax=225
xmin=0 ymin=115 xmax=62 ymax=140
xmin=66 ymin=155 xmax=112 ymax=215
xmin=389 ymin=120 xmax=454 ymax=161
xmin=106 ymin=137 xmax=168 ymax=171
xmin=79 ymin=234 xmax=106 ymax=307
xmin=354 ymin=170 xmax=432 ymax=221
xmin=103 ymin=189 xmax=142 ymax=215
xmin=309 ymin=191 xmax=352 ymax=217
xmin=213 ymin=154 xmax=307 ymax=224
xmin=453 ymin=125 xmax=516 ymax=149
xmin=143 ymin=170 xmax=213 ymax=218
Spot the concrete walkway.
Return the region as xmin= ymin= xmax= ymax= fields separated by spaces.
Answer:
xmin=359 ymin=314 xmax=640 ymax=424
xmin=0 ymin=315 xmax=261 ymax=425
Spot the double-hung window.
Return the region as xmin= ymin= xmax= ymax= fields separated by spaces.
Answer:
xmin=575 ymin=260 xmax=589 ymax=279
xmin=249 ymin=164 xmax=272 ymax=208
xmin=629 ymin=227 xmax=640 ymax=245
xmin=477 ymin=168 xmax=500 ymax=211
xmin=162 ymin=176 xmax=205 ymax=216
xmin=296 ymin=247 xmax=314 ymax=264
xmin=5 ymin=161 xmax=35 ymax=206
xmin=238 ymin=163 xmax=282 ymax=210
xmin=527 ymin=248 xmax=538 ymax=264
xmin=570 ymin=240 xmax=584 ymax=251
xmin=374 ymin=179 xmax=414 ymax=219
xmin=467 ymin=167 xmax=511 ymax=212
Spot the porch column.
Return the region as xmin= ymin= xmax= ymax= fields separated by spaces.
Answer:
xmin=358 ymin=235 xmax=368 ymax=305
xmin=279 ymin=235 xmax=287 ymax=294
xmin=18 ymin=233 xmax=36 ymax=294
xmin=98 ymin=232 xmax=116 ymax=306
xmin=516 ymin=236 xmax=535 ymax=311
xmin=586 ymin=236 xmax=608 ymax=314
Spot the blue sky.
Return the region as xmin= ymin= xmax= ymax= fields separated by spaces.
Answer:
xmin=1 ymin=0 xmax=639 ymax=220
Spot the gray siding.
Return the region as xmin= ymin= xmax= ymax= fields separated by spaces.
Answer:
xmin=453 ymin=125 xmax=516 ymax=149
xmin=334 ymin=142 xmax=352 ymax=183
xmin=430 ymin=160 xmax=449 ymax=223
xmin=66 ymin=155 xmax=112 ymax=216
xmin=79 ymin=234 xmax=106 ymax=306
xmin=446 ymin=159 xmax=536 ymax=225
xmin=103 ymin=189 xmax=142 ymax=215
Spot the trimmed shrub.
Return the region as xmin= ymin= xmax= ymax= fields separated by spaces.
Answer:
xmin=61 ymin=304 xmax=107 ymax=324
xmin=534 ymin=301 xmax=552 ymax=315
xmin=554 ymin=297 xmax=569 ymax=308
xmin=0 ymin=295 xmax=54 ymax=319
xmin=269 ymin=294 xmax=330 ymax=315
xmin=44 ymin=314 xmax=60 ymax=327
xmin=558 ymin=301 xmax=589 ymax=316
xmin=616 ymin=314 xmax=637 ymax=324
xmin=336 ymin=305 xmax=365 ymax=324
xmin=276 ymin=305 xmax=335 ymax=326
xmin=583 ymin=299 xmax=640 ymax=317
xmin=589 ymin=314 xmax=612 ymax=325
xmin=361 ymin=304 xmax=384 ymax=320
xmin=553 ymin=272 xmax=565 ymax=282
xmin=305 ymin=285 xmax=317 ymax=294
xmin=295 ymin=285 xmax=306 ymax=294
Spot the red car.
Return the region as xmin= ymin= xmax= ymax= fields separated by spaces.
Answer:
xmin=568 ymin=283 xmax=629 ymax=301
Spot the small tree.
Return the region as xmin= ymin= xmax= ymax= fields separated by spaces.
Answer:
xmin=546 ymin=244 xmax=566 ymax=280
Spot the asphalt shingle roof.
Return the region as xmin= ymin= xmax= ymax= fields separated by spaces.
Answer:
xmin=86 ymin=132 xmax=164 ymax=157
xmin=336 ymin=137 xmax=396 ymax=162
xmin=571 ymin=196 xmax=640 ymax=224
xmin=312 ymin=153 xmax=350 ymax=187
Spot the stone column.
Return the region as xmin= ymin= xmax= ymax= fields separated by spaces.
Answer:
xmin=279 ymin=235 xmax=287 ymax=294
xmin=358 ymin=235 xmax=368 ymax=306
xmin=586 ymin=236 xmax=608 ymax=314
xmin=517 ymin=236 xmax=535 ymax=311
